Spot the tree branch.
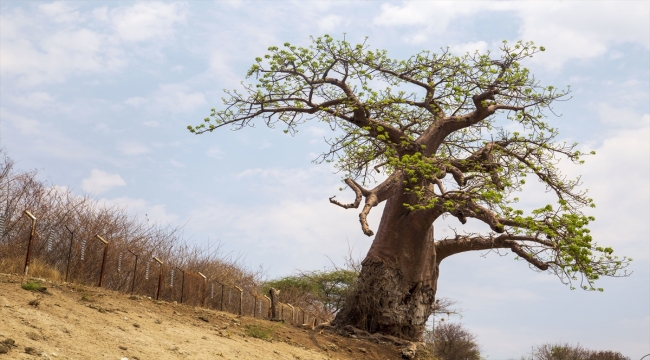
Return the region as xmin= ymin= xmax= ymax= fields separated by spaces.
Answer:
xmin=435 ymin=234 xmax=550 ymax=271
xmin=329 ymin=172 xmax=401 ymax=236
xmin=329 ymin=178 xmax=366 ymax=209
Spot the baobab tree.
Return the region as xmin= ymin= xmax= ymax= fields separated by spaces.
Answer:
xmin=189 ymin=36 xmax=631 ymax=340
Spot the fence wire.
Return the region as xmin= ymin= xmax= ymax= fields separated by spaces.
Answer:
xmin=0 ymin=208 xmax=328 ymax=325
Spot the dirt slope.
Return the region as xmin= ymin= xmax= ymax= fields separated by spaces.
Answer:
xmin=0 ymin=273 xmax=403 ymax=360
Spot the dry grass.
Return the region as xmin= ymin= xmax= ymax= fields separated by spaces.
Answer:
xmin=0 ymin=257 xmax=62 ymax=282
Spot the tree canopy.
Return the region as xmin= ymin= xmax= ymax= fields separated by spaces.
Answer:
xmin=190 ymin=35 xmax=630 ymax=292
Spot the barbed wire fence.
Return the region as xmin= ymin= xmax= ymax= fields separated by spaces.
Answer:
xmin=0 ymin=208 xmax=328 ymax=326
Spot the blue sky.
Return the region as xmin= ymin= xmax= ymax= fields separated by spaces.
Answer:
xmin=1 ymin=1 xmax=648 ymax=357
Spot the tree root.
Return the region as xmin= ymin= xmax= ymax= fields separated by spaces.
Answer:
xmin=316 ymin=323 xmax=424 ymax=359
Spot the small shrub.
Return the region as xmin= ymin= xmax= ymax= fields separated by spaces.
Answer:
xmin=80 ymin=293 xmax=94 ymax=302
xmin=21 ymin=281 xmax=45 ymax=292
xmin=243 ymin=324 xmax=278 ymax=340
xmin=430 ymin=322 xmax=482 ymax=360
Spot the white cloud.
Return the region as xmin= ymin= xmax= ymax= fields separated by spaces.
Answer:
xmin=107 ymin=2 xmax=187 ymax=42
xmin=373 ymin=1 xmax=650 ymax=69
xmin=172 ymin=91 xmax=206 ymax=112
xmin=143 ymin=121 xmax=160 ymax=128
xmin=596 ymin=104 xmax=650 ymax=129
xmin=516 ymin=2 xmax=649 ymax=69
xmin=93 ymin=123 xmax=124 ymax=134
xmin=373 ymin=2 xmax=486 ymax=43
xmin=81 ymin=169 xmax=126 ymax=194
xmin=561 ymin=113 xmax=650 ymax=257
xmin=0 ymin=24 xmax=122 ymax=86
xmin=124 ymin=97 xmax=147 ymax=107
xmin=208 ymin=51 xmax=241 ymax=89
xmin=118 ymin=142 xmax=152 ymax=156
xmin=318 ymin=15 xmax=347 ymax=32
xmin=169 ymin=159 xmax=184 ymax=168
xmin=258 ymin=140 xmax=272 ymax=150
xmin=140 ymin=84 xmax=206 ymax=113
xmin=449 ymin=41 xmax=489 ymax=55
xmin=101 ymin=196 xmax=178 ymax=224
xmin=10 ymin=91 xmax=55 ymax=109
xmin=38 ymin=1 xmax=84 ymax=23
xmin=0 ymin=5 xmax=125 ymax=86
xmin=206 ymin=146 xmax=224 ymax=159
xmin=220 ymin=0 xmax=245 ymax=9
xmin=306 ymin=126 xmax=328 ymax=137
xmin=182 ymin=165 xmax=384 ymax=275
xmin=0 ymin=2 xmax=188 ymax=86
xmin=0 ymin=108 xmax=41 ymax=135
xmin=186 ymin=196 xmax=381 ymax=275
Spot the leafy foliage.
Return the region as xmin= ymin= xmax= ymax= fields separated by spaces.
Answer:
xmin=21 ymin=280 xmax=45 ymax=292
xmin=264 ymin=268 xmax=357 ymax=317
xmin=191 ymin=35 xmax=631 ymax=291
xmin=243 ymin=324 xmax=279 ymax=340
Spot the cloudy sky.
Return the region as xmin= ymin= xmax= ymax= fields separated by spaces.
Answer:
xmin=1 ymin=1 xmax=648 ymax=357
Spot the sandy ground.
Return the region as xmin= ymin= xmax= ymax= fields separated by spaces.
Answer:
xmin=0 ymin=273 xmax=403 ymax=360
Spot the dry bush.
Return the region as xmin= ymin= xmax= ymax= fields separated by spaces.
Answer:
xmin=0 ymin=149 xmax=263 ymax=307
xmin=262 ymin=243 xmax=364 ymax=322
xmin=533 ymin=343 xmax=630 ymax=360
xmin=428 ymin=322 xmax=481 ymax=360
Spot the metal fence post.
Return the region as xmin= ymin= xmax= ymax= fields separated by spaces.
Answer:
xmin=95 ymin=235 xmax=109 ymax=287
xmin=64 ymin=225 xmax=74 ymax=283
xmin=220 ymin=283 xmax=225 ymax=311
xmin=198 ymin=272 xmax=207 ymax=307
xmin=22 ymin=210 xmax=37 ymax=276
xmin=128 ymin=250 xmax=139 ymax=294
xmin=234 ymin=286 xmax=243 ymax=315
xmin=176 ymin=267 xmax=185 ymax=304
xmin=153 ymin=257 xmax=163 ymax=300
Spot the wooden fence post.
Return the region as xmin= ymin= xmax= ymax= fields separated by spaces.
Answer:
xmin=297 ymin=307 xmax=304 ymax=324
xmin=22 ymin=210 xmax=37 ymax=276
xmin=287 ymin=304 xmax=295 ymax=324
xmin=310 ymin=312 xmax=317 ymax=328
xmin=269 ymin=288 xmax=281 ymax=321
xmin=220 ymin=283 xmax=225 ymax=311
xmin=234 ymin=286 xmax=243 ymax=315
xmin=198 ymin=272 xmax=207 ymax=307
xmin=263 ymin=295 xmax=271 ymax=318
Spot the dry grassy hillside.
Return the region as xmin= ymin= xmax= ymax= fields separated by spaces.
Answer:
xmin=0 ymin=273 xmax=407 ymax=360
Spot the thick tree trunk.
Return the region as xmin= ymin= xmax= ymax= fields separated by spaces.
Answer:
xmin=332 ymin=192 xmax=439 ymax=341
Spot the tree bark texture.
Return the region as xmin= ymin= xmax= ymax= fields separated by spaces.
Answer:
xmin=333 ymin=191 xmax=440 ymax=341
xmin=269 ymin=287 xmax=281 ymax=321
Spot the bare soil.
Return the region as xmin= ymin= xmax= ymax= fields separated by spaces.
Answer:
xmin=0 ymin=273 xmax=402 ymax=359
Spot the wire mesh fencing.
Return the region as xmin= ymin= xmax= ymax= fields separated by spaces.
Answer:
xmin=0 ymin=207 xmax=329 ymax=326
